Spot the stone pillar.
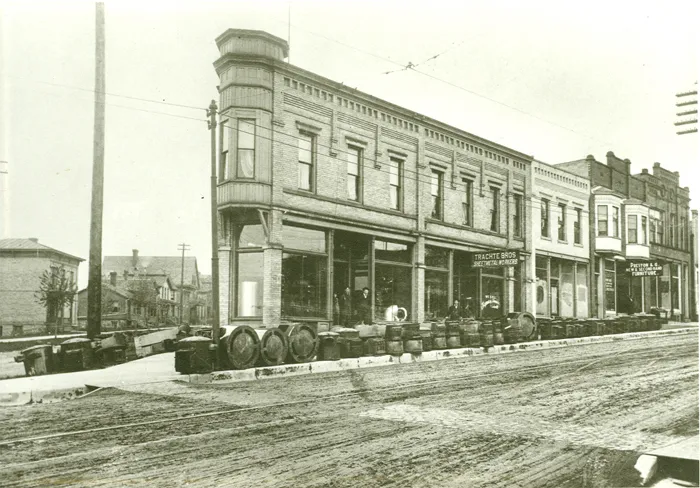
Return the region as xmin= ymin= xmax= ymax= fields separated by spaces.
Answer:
xmin=263 ymin=209 xmax=284 ymax=329
xmin=218 ymin=246 xmax=231 ymax=325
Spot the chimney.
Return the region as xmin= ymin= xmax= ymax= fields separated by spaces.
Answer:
xmin=132 ymin=249 xmax=139 ymax=267
xmin=110 ymin=271 xmax=117 ymax=286
xmin=123 ymin=270 xmax=129 ymax=281
xmin=28 ymin=237 xmax=38 ymax=243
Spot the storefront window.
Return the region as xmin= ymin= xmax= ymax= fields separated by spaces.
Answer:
xmin=671 ymin=264 xmax=680 ymax=313
xmin=238 ymin=224 xmax=265 ymax=248
xmin=237 ymin=253 xmax=263 ymax=317
xmin=453 ymin=252 xmax=478 ymax=318
xmin=282 ymin=225 xmax=326 ymax=253
xmin=550 ymin=261 xmax=560 ymax=316
xmin=481 ymin=274 xmax=503 ymax=319
xmin=661 ymin=264 xmax=672 ymax=311
xmin=605 ymin=260 xmax=616 ymax=312
xmin=375 ymin=264 xmax=412 ymax=322
xmin=535 ymin=256 xmax=548 ymax=316
xmin=513 ymin=263 xmax=522 ymax=312
xmin=374 ymin=240 xmax=411 ymax=263
xmin=425 ymin=269 xmax=448 ymax=320
xmin=425 ymin=246 xmax=449 ymax=268
xmin=281 ymin=253 xmax=327 ymax=318
xmin=576 ymin=263 xmax=588 ymax=318
xmin=560 ymin=261 xmax=574 ymax=317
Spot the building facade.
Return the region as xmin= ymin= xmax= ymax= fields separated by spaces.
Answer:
xmin=0 ymin=238 xmax=83 ymax=336
xmin=530 ymin=161 xmax=591 ymax=318
xmin=213 ymin=29 xmax=534 ymax=329
xmin=557 ymin=153 xmax=694 ymax=320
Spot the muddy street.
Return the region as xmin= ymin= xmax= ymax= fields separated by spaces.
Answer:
xmin=0 ymin=333 xmax=697 ymax=488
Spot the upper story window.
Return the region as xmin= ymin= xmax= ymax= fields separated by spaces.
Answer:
xmin=680 ymin=216 xmax=687 ymax=250
xmin=220 ymin=119 xmax=229 ymax=181
xmin=490 ymin=187 xmax=500 ymax=233
xmin=557 ymin=203 xmax=566 ymax=242
xmin=513 ymin=193 xmax=523 ymax=237
xmin=641 ymin=216 xmax=647 ymax=245
xmin=298 ymin=133 xmax=314 ymax=191
xmin=670 ymin=213 xmax=677 ymax=247
xmin=430 ymin=170 xmax=443 ymax=220
xmin=462 ymin=179 xmax=473 ymax=227
xmin=347 ymin=146 xmax=362 ymax=201
xmin=612 ymin=206 xmax=619 ymax=237
xmin=388 ymin=157 xmax=403 ymax=211
xmin=574 ymin=208 xmax=582 ymax=244
xmin=628 ymin=215 xmax=638 ymax=244
xmin=597 ymin=205 xmax=608 ymax=236
xmin=237 ymin=119 xmax=255 ymax=178
xmin=541 ymin=199 xmax=550 ymax=238
xmin=650 ymin=209 xmax=663 ymax=244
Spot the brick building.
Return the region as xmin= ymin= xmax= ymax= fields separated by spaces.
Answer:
xmin=530 ymin=161 xmax=591 ymax=318
xmin=212 ymin=29 xmax=534 ymax=328
xmin=557 ymin=153 xmax=694 ymax=320
xmin=0 ymin=238 xmax=83 ymax=336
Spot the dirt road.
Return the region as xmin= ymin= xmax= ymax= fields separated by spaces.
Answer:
xmin=0 ymin=333 xmax=697 ymax=487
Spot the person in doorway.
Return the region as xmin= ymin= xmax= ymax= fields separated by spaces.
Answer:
xmin=332 ymin=292 xmax=340 ymax=325
xmin=339 ymin=286 xmax=352 ymax=326
xmin=355 ymin=287 xmax=372 ymax=325
xmin=446 ymin=299 xmax=462 ymax=320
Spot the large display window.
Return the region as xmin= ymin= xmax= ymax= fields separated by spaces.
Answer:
xmin=375 ymin=239 xmax=413 ymax=321
xmin=281 ymin=224 xmax=328 ymax=319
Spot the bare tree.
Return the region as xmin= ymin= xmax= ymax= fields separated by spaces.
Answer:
xmin=126 ymin=278 xmax=158 ymax=330
xmin=35 ymin=266 xmax=77 ymax=337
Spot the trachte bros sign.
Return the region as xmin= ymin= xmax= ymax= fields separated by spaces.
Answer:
xmin=472 ymin=250 xmax=520 ymax=268
xmin=627 ymin=261 xmax=663 ymax=277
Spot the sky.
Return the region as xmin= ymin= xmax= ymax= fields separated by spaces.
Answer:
xmin=1 ymin=0 xmax=698 ymax=288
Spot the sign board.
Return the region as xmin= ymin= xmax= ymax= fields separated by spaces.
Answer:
xmin=627 ymin=261 xmax=663 ymax=277
xmin=472 ymin=250 xmax=520 ymax=268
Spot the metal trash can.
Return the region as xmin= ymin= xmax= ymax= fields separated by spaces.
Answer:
xmin=18 ymin=345 xmax=54 ymax=376
xmin=175 ymin=336 xmax=214 ymax=374
xmin=60 ymin=338 xmax=94 ymax=372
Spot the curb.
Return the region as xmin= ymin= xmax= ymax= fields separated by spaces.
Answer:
xmin=193 ymin=327 xmax=698 ymax=385
xmin=1 ymin=327 xmax=695 ymax=406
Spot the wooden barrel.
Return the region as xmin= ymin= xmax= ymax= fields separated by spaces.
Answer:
xmin=465 ymin=332 xmax=481 ymax=347
xmin=401 ymin=323 xmax=421 ymax=340
xmin=363 ymin=337 xmax=386 ymax=356
xmin=338 ymin=337 xmax=363 ymax=358
xmin=223 ymin=325 xmax=260 ymax=370
xmin=493 ymin=331 xmax=505 ymax=345
xmin=420 ymin=330 xmax=433 ymax=351
xmin=385 ymin=324 xmax=404 ymax=341
xmin=255 ymin=328 xmax=288 ymax=367
xmin=432 ymin=334 xmax=447 ymax=350
xmin=446 ymin=333 xmax=461 ymax=349
xmin=281 ymin=323 xmax=318 ymax=363
xmin=386 ymin=339 xmax=404 ymax=356
xmin=317 ymin=332 xmax=340 ymax=361
xmin=404 ymin=338 xmax=423 ymax=354
xmin=503 ymin=324 xmax=522 ymax=344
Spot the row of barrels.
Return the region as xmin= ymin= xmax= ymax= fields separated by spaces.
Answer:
xmin=538 ymin=314 xmax=662 ymax=340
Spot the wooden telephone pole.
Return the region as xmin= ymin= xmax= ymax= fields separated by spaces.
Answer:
xmin=207 ymin=101 xmax=221 ymax=349
xmin=87 ymin=2 xmax=106 ymax=340
xmin=177 ymin=243 xmax=190 ymax=325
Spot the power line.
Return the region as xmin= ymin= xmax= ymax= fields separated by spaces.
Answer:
xmin=273 ymin=16 xmax=614 ymax=147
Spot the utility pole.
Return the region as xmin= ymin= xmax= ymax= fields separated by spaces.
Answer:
xmin=177 ymin=243 xmax=190 ymax=326
xmin=87 ymin=2 xmax=106 ymax=340
xmin=207 ymin=100 xmax=221 ymax=351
